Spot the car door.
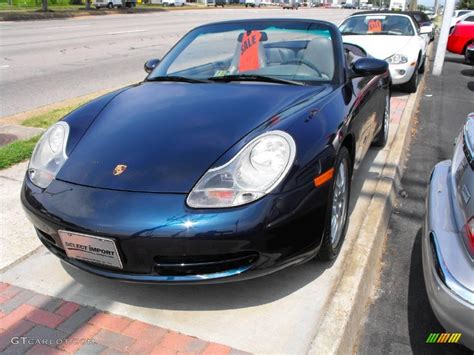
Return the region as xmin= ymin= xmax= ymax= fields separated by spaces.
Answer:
xmin=346 ymin=73 xmax=380 ymax=170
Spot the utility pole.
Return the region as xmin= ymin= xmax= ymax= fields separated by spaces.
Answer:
xmin=432 ymin=0 xmax=456 ymax=75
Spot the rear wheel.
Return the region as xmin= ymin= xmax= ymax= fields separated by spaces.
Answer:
xmin=318 ymin=147 xmax=351 ymax=261
xmin=373 ymin=91 xmax=390 ymax=147
xmin=107 ymin=2 xmax=113 ymax=8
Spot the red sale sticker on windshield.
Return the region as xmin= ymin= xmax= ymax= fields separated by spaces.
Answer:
xmin=239 ymin=30 xmax=263 ymax=72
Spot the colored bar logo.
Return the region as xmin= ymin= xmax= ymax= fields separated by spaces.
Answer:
xmin=426 ymin=333 xmax=462 ymax=344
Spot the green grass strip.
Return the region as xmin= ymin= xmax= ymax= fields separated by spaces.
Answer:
xmin=21 ymin=105 xmax=81 ymax=129
xmin=0 ymin=135 xmax=40 ymax=170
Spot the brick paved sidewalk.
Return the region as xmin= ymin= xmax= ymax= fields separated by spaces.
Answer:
xmin=390 ymin=95 xmax=409 ymax=125
xmin=0 ymin=283 xmax=247 ymax=355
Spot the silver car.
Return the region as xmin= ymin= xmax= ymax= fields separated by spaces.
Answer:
xmin=423 ymin=113 xmax=474 ymax=350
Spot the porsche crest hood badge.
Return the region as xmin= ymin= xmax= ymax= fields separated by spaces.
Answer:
xmin=113 ymin=164 xmax=127 ymax=176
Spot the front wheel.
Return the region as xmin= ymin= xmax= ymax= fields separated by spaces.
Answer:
xmin=465 ymin=43 xmax=473 ymax=64
xmin=318 ymin=147 xmax=351 ymax=261
xmin=418 ymin=56 xmax=426 ymax=74
xmin=373 ymin=91 xmax=390 ymax=147
xmin=401 ymin=65 xmax=418 ymax=93
xmin=107 ymin=2 xmax=113 ymax=7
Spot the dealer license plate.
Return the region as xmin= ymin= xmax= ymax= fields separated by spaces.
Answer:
xmin=58 ymin=230 xmax=123 ymax=269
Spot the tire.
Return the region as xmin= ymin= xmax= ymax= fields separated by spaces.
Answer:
xmin=401 ymin=64 xmax=418 ymax=93
xmin=318 ymin=147 xmax=351 ymax=261
xmin=107 ymin=2 xmax=113 ymax=8
xmin=465 ymin=43 xmax=473 ymax=64
xmin=373 ymin=90 xmax=390 ymax=147
xmin=418 ymin=56 xmax=425 ymax=74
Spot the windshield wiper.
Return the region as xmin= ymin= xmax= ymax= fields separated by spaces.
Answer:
xmin=341 ymin=31 xmax=363 ymax=35
xmin=146 ymin=76 xmax=211 ymax=84
xmin=208 ymin=74 xmax=305 ymax=86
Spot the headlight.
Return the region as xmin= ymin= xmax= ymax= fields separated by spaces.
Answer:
xmin=386 ymin=54 xmax=408 ymax=64
xmin=28 ymin=122 xmax=69 ymax=189
xmin=187 ymin=130 xmax=296 ymax=208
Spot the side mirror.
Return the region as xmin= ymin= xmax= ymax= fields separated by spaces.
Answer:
xmin=419 ymin=25 xmax=432 ymax=35
xmin=144 ymin=59 xmax=160 ymax=73
xmin=350 ymin=58 xmax=388 ymax=78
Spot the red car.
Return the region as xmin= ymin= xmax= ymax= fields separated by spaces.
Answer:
xmin=447 ymin=22 xmax=474 ymax=63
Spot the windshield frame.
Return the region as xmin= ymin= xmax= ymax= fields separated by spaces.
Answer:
xmin=147 ymin=19 xmax=344 ymax=86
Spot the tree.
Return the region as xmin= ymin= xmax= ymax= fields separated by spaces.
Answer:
xmin=42 ymin=0 xmax=48 ymax=11
xmin=457 ymin=0 xmax=474 ymax=9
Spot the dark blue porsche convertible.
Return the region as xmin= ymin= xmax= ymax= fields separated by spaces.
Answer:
xmin=22 ymin=19 xmax=390 ymax=283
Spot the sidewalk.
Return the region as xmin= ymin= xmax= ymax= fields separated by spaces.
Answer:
xmin=0 ymin=282 xmax=247 ymax=354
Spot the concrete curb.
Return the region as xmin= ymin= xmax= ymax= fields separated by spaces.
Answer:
xmin=308 ymin=53 xmax=430 ymax=354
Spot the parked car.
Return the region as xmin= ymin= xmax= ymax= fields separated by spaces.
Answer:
xmin=408 ymin=10 xmax=435 ymax=41
xmin=423 ymin=113 xmax=474 ymax=351
xmin=423 ymin=9 xmax=435 ymax=20
xmin=22 ymin=19 xmax=390 ymax=284
xmin=450 ymin=11 xmax=474 ymax=32
xmin=342 ymin=3 xmax=356 ymax=9
xmin=94 ymin=0 xmax=135 ymax=8
xmin=447 ymin=22 xmax=474 ymax=64
xmin=281 ymin=0 xmax=298 ymax=9
xmin=214 ymin=0 xmax=226 ymax=6
xmin=339 ymin=11 xmax=431 ymax=93
xmin=245 ymin=0 xmax=261 ymax=7
xmin=162 ymin=0 xmax=185 ymax=6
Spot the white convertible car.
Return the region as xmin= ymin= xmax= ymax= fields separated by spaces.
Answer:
xmin=340 ymin=12 xmax=431 ymax=93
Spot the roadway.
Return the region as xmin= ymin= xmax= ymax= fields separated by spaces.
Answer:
xmin=0 ymin=8 xmax=354 ymax=117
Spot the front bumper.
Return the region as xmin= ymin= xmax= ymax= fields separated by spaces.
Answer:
xmin=423 ymin=161 xmax=474 ymax=350
xmin=21 ymin=177 xmax=329 ymax=284
xmin=388 ymin=63 xmax=417 ymax=85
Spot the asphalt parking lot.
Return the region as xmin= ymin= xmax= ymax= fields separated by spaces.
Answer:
xmin=357 ymin=53 xmax=474 ymax=354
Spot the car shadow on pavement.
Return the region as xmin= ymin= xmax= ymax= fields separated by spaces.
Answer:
xmin=62 ymin=258 xmax=334 ymax=311
xmin=444 ymin=56 xmax=471 ymax=66
xmin=407 ymin=228 xmax=471 ymax=355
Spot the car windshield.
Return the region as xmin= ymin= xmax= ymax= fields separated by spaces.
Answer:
xmin=148 ymin=20 xmax=338 ymax=85
xmin=339 ymin=15 xmax=415 ymax=36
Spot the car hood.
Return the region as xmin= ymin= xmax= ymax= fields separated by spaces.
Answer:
xmin=57 ymin=82 xmax=326 ymax=193
xmin=342 ymin=35 xmax=414 ymax=59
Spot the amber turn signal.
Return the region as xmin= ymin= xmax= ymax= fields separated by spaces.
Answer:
xmin=314 ymin=167 xmax=335 ymax=187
